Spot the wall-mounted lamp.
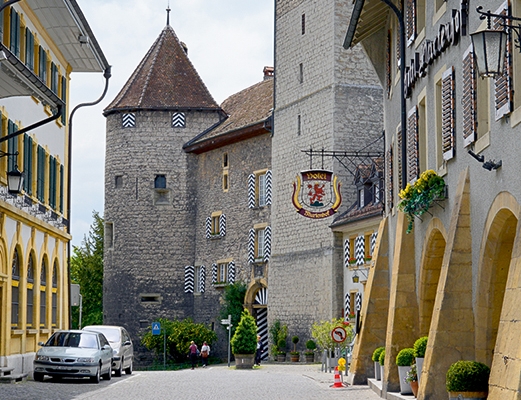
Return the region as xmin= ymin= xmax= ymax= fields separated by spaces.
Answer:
xmin=352 ymin=268 xmax=368 ymax=284
xmin=468 ymin=149 xmax=502 ymax=171
xmin=470 ymin=6 xmax=521 ymax=78
xmin=0 ymin=151 xmax=24 ymax=194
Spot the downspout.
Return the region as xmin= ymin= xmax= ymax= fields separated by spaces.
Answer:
xmin=66 ymin=65 xmax=112 ymax=327
xmin=272 ymin=0 xmax=276 ymax=139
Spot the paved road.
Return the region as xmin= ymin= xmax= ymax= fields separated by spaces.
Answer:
xmin=0 ymin=363 xmax=382 ymax=400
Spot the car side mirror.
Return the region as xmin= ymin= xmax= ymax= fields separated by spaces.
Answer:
xmin=38 ymin=341 xmax=45 ymax=346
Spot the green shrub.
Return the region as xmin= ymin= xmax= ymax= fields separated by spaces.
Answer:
xmin=277 ymin=338 xmax=287 ymax=353
xmin=378 ymin=349 xmax=385 ymax=365
xmin=413 ymin=336 xmax=428 ymax=358
xmin=269 ymin=321 xmax=288 ymax=357
xmin=306 ymin=340 xmax=317 ymax=350
xmin=230 ymin=309 xmax=258 ymax=355
xmin=446 ymin=361 xmax=490 ymax=392
xmin=396 ymin=348 xmax=415 ymax=366
xmin=311 ymin=318 xmax=353 ymax=353
xmin=372 ymin=346 xmax=385 ymax=362
xmin=292 ymin=336 xmax=299 ymax=352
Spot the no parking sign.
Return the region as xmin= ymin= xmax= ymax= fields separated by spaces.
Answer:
xmin=331 ymin=326 xmax=347 ymax=343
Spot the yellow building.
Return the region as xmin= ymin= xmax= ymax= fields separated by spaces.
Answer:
xmin=0 ymin=0 xmax=108 ymax=379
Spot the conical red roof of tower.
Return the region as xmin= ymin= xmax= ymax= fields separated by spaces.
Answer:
xmin=104 ymin=25 xmax=219 ymax=114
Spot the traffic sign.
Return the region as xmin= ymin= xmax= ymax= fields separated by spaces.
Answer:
xmin=331 ymin=326 xmax=347 ymax=343
xmin=152 ymin=322 xmax=161 ymax=335
xmin=221 ymin=318 xmax=231 ymax=325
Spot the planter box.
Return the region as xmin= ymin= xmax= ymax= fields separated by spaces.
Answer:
xmin=234 ymin=354 xmax=254 ymax=369
xmin=277 ymin=354 xmax=286 ymax=362
xmin=416 ymin=357 xmax=424 ymax=382
xmin=374 ymin=361 xmax=381 ymax=380
xmin=305 ymin=354 xmax=314 ymax=363
xmin=290 ymin=354 xmax=300 ymax=362
xmin=397 ymin=365 xmax=412 ymax=395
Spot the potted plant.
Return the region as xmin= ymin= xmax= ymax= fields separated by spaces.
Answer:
xmin=277 ymin=338 xmax=287 ymax=362
xmin=405 ymin=362 xmax=418 ymax=397
xmin=413 ymin=336 xmax=428 ymax=382
xmin=269 ymin=320 xmax=287 ymax=361
xmin=396 ymin=348 xmax=415 ymax=395
xmin=230 ymin=309 xmax=258 ymax=369
xmin=378 ymin=349 xmax=385 ymax=380
xmin=304 ymin=339 xmax=316 ymax=362
xmin=446 ymin=360 xmax=490 ymax=400
xmin=290 ymin=336 xmax=300 ymax=362
xmin=372 ymin=346 xmax=385 ymax=381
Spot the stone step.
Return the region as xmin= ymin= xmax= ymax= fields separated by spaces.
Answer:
xmin=0 ymin=373 xmax=28 ymax=384
xmin=0 ymin=367 xmax=14 ymax=376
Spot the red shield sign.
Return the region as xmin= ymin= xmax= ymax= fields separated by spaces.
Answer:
xmin=292 ymin=170 xmax=342 ymax=219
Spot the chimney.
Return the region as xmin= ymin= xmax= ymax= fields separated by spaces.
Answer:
xmin=263 ymin=66 xmax=274 ymax=80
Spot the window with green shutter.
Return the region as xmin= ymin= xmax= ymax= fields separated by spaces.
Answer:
xmin=25 ymin=28 xmax=34 ymax=71
xmin=61 ymin=76 xmax=67 ymax=125
xmin=23 ymin=134 xmax=33 ymax=195
xmin=38 ymin=46 xmax=47 ymax=83
xmin=50 ymin=63 xmax=58 ymax=94
xmin=10 ymin=8 xmax=20 ymax=58
xmin=59 ymin=164 xmax=63 ymax=213
xmin=37 ymin=145 xmax=45 ymax=202
xmin=48 ymin=156 xmax=56 ymax=209
xmin=7 ymin=119 xmax=18 ymax=172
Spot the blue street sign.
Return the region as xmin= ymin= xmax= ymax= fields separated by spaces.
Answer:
xmin=152 ymin=322 xmax=161 ymax=335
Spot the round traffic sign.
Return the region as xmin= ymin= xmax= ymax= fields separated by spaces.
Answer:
xmin=331 ymin=326 xmax=347 ymax=343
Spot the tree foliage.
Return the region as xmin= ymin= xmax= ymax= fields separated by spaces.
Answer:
xmin=268 ymin=320 xmax=288 ymax=357
xmin=311 ymin=318 xmax=353 ymax=352
xmin=219 ymin=282 xmax=246 ymax=335
xmin=70 ymin=211 xmax=104 ymax=328
xmin=230 ymin=309 xmax=257 ymax=355
xmin=141 ymin=318 xmax=217 ymax=363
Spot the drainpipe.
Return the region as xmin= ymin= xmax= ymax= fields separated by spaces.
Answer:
xmin=66 ymin=65 xmax=112 ymax=327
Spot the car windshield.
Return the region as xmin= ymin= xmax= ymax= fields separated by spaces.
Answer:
xmin=46 ymin=332 xmax=98 ymax=349
xmin=86 ymin=328 xmax=119 ymax=343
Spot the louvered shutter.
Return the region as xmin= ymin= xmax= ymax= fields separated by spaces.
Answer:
xmin=228 ymin=261 xmax=235 ymax=284
xmin=356 ymin=292 xmax=362 ymax=311
xmin=386 ymin=30 xmax=392 ymax=98
xmin=344 ymin=239 xmax=350 ymax=268
xmin=462 ymin=45 xmax=477 ymax=147
xmin=355 ymin=235 xmax=365 ymax=266
xmin=345 ymin=292 xmax=351 ymax=321
xmin=205 ymin=217 xmax=211 ymax=239
xmin=263 ymin=226 xmax=271 ymax=262
xmin=371 ymin=232 xmax=378 ymax=255
xmin=442 ymin=67 xmax=455 ymax=161
xmin=397 ymin=129 xmax=403 ymax=189
xmin=211 ymin=263 xmax=217 ymax=284
xmin=248 ymin=174 xmax=255 ymax=208
xmin=406 ymin=0 xmax=416 ymax=46
xmin=265 ymin=170 xmax=273 ymax=205
xmin=199 ymin=265 xmax=206 ymax=293
xmin=184 ymin=266 xmax=194 ymax=293
xmin=248 ymin=229 xmax=255 ymax=263
xmin=387 ymin=146 xmax=393 ymax=209
xmin=494 ymin=2 xmax=511 ymax=120
xmin=219 ymin=214 xmax=226 ymax=237
xmin=407 ymin=106 xmax=419 ymax=183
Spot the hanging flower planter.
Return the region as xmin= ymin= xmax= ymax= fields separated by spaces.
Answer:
xmin=398 ymin=170 xmax=447 ymax=234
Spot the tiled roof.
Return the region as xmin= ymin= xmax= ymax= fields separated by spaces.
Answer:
xmin=104 ymin=25 xmax=219 ymax=114
xmin=330 ymin=201 xmax=384 ymax=228
xmin=183 ymin=75 xmax=273 ymax=152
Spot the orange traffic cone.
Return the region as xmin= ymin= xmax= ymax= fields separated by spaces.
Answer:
xmin=330 ymin=366 xmax=347 ymax=388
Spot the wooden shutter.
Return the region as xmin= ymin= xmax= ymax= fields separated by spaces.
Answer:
xmin=39 ymin=46 xmax=47 ymax=83
xmin=265 ymin=170 xmax=272 ymax=205
xmin=227 ymin=261 xmax=235 ymax=284
xmin=61 ymin=76 xmax=67 ymax=125
xmin=25 ymin=28 xmax=34 ymax=71
xmin=10 ymin=8 xmax=20 ymax=57
xmin=205 ymin=217 xmax=211 ymax=239
xmin=7 ymin=119 xmax=18 ymax=172
xmin=211 ymin=263 xmax=217 ymax=284
xmin=494 ymin=2 xmax=511 ymax=120
xmin=442 ymin=67 xmax=455 ymax=161
xmin=344 ymin=239 xmax=350 ymax=268
xmin=462 ymin=45 xmax=477 ymax=147
xmin=219 ymin=214 xmax=226 ymax=237
xmin=407 ymin=106 xmax=419 ymax=182
xmin=248 ymin=228 xmax=255 ymax=263
xmin=387 ymin=146 xmax=393 ymax=210
xmin=247 ymin=173 xmax=255 ymax=208
xmin=386 ymin=30 xmax=392 ymax=98
xmin=59 ymin=165 xmax=63 ymax=213
xmin=397 ymin=129 xmax=403 ymax=189
xmin=184 ymin=266 xmax=194 ymax=293
xmin=406 ymin=0 xmax=416 ymax=46
xmin=37 ymin=145 xmax=45 ymax=202
xmin=199 ymin=265 xmax=206 ymax=293
xmin=23 ymin=134 xmax=33 ymax=195
xmin=264 ymin=226 xmax=271 ymax=262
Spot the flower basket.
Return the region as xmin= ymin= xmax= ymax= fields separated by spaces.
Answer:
xmin=398 ymin=170 xmax=446 ymax=233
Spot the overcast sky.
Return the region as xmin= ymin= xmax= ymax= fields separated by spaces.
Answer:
xmin=69 ymin=0 xmax=274 ymax=246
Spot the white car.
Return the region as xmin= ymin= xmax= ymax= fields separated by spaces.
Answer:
xmin=33 ymin=330 xmax=113 ymax=383
xmin=83 ymin=325 xmax=133 ymax=376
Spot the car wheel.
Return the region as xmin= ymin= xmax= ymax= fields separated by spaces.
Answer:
xmin=33 ymin=372 xmax=44 ymax=382
xmin=125 ymin=359 xmax=133 ymax=375
xmin=115 ymin=359 xmax=122 ymax=377
xmin=90 ymin=365 xmax=101 ymax=383
xmin=102 ymin=364 xmax=112 ymax=381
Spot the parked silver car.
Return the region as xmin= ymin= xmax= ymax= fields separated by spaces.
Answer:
xmin=83 ymin=325 xmax=133 ymax=376
xmin=33 ymin=330 xmax=113 ymax=383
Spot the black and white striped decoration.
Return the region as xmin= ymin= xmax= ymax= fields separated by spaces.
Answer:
xmin=172 ymin=112 xmax=186 ymax=127
xmin=263 ymin=226 xmax=271 ymax=262
xmin=199 ymin=265 xmax=206 ymax=293
xmin=211 ymin=263 xmax=217 ymax=284
xmin=344 ymin=239 xmax=350 ymax=268
xmin=122 ymin=113 xmax=135 ymax=128
xmin=184 ymin=265 xmax=194 ymax=293
xmin=371 ymin=232 xmax=378 ymax=255
xmin=248 ymin=229 xmax=255 ymax=263
xmin=256 ymin=307 xmax=268 ymax=360
xmin=247 ymin=174 xmax=255 ymax=208
xmin=265 ymin=170 xmax=273 ymax=205
xmin=228 ymin=261 xmax=235 ymax=283
xmin=356 ymin=292 xmax=362 ymax=311
xmin=254 ymin=287 xmax=268 ymax=305
xmin=344 ymin=292 xmax=350 ymax=321
xmin=219 ymin=214 xmax=226 ymax=237
xmin=205 ymin=217 xmax=211 ymax=239
xmin=355 ymin=235 xmax=365 ymax=266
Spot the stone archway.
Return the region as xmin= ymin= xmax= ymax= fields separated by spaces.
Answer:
xmin=475 ymin=192 xmax=519 ymax=367
xmin=244 ymin=279 xmax=268 ymax=361
xmin=418 ymin=218 xmax=447 ymax=336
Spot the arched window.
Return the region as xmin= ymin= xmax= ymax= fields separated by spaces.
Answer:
xmin=11 ymin=249 xmax=20 ymax=327
xmin=40 ymin=258 xmax=47 ymax=327
xmin=27 ymin=254 xmax=34 ymax=327
xmin=51 ymin=261 xmax=58 ymax=327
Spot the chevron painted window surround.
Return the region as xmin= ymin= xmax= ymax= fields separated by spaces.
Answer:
xmin=248 ymin=169 xmax=272 ymax=208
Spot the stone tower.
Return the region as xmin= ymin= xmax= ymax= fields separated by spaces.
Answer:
xmin=103 ymin=22 xmax=224 ymax=353
xmin=270 ymin=0 xmax=383 ymax=338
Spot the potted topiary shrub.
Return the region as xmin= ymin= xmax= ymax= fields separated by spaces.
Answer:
xmin=230 ymin=309 xmax=258 ymax=369
xmin=413 ymin=336 xmax=428 ymax=382
xmin=277 ymin=338 xmax=287 ymax=362
xmin=396 ymin=348 xmax=415 ymax=395
xmin=290 ymin=336 xmax=300 ymax=362
xmin=378 ymin=349 xmax=385 ymax=380
xmin=372 ymin=346 xmax=385 ymax=381
xmin=446 ymin=360 xmax=490 ymax=400
xmin=304 ymin=339 xmax=316 ymax=363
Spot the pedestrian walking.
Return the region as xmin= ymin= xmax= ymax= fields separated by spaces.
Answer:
xmin=188 ymin=340 xmax=199 ymax=369
xmin=255 ymin=335 xmax=264 ymax=366
xmin=201 ymin=341 xmax=210 ymax=367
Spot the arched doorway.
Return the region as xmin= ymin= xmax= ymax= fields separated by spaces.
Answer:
xmin=245 ymin=280 xmax=268 ymax=361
